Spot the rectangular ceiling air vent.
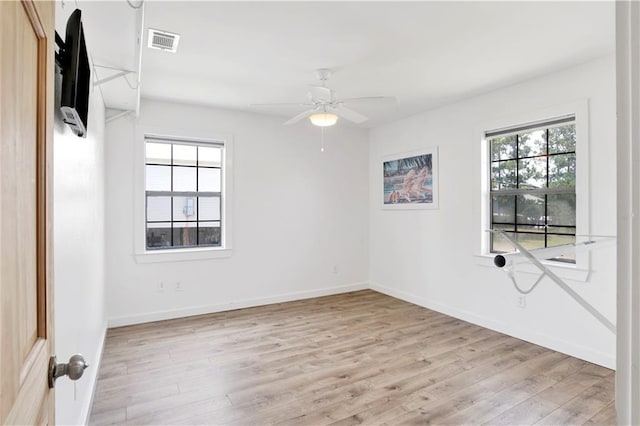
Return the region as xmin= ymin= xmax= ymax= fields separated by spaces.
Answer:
xmin=148 ymin=29 xmax=180 ymax=53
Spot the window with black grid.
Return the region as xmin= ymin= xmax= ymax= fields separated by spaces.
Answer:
xmin=488 ymin=116 xmax=576 ymax=263
xmin=145 ymin=138 xmax=223 ymax=250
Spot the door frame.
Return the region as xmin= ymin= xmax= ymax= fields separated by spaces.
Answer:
xmin=616 ymin=1 xmax=640 ymax=424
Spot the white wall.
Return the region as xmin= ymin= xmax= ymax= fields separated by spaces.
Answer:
xmin=54 ymin=4 xmax=107 ymax=425
xmin=105 ymin=99 xmax=369 ymax=325
xmin=369 ymin=56 xmax=617 ymax=368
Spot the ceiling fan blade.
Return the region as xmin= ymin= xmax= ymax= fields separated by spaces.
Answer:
xmin=309 ymin=85 xmax=333 ymax=101
xmin=339 ymin=96 xmax=397 ymax=104
xmin=250 ymin=102 xmax=313 ymax=107
xmin=283 ymin=108 xmax=316 ymax=126
xmin=332 ymin=105 xmax=368 ymax=124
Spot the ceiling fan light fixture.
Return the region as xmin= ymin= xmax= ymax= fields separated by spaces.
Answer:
xmin=309 ymin=112 xmax=338 ymax=127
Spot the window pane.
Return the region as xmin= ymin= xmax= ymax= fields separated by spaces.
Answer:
xmin=547 ymin=193 xmax=576 ymax=226
xmin=147 ymin=196 xmax=171 ymax=222
xmin=173 ymin=144 xmax=197 ymax=166
xmin=491 ymin=227 xmax=515 ymax=253
xmin=490 ymin=135 xmax=516 ymax=161
xmin=199 ymin=146 xmax=222 ymax=167
xmin=548 ymin=234 xmax=576 ymax=249
xmin=516 ymin=194 xmax=545 ymax=224
xmin=491 ymin=160 xmax=516 ymax=190
xmin=518 ymin=157 xmax=546 ymax=189
xmin=147 ymin=222 xmax=171 ymax=248
xmin=146 ymin=142 xmax=171 ymax=165
xmin=198 ymin=168 xmax=221 ymax=192
xmin=518 ymin=225 xmax=546 ymax=233
xmin=173 ymin=223 xmax=197 ymax=247
xmin=518 ymin=129 xmax=546 ymax=157
xmin=491 ymin=163 xmax=499 ymax=190
xmin=514 ymin=233 xmax=545 ymax=251
xmin=173 ymin=166 xmax=197 ymax=192
xmin=492 ymin=224 xmax=515 ymax=232
xmin=198 ymin=221 xmax=221 ymax=246
xmin=146 ymin=165 xmax=171 ymax=191
xmin=492 ymin=195 xmax=515 ymax=224
xmin=173 ymin=196 xmax=197 ymax=221
xmin=199 ymin=196 xmax=221 ymax=221
xmin=549 ymin=154 xmax=576 ymax=188
xmin=548 ymin=124 xmax=576 ymax=154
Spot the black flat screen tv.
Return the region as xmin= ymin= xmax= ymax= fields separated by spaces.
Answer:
xmin=60 ymin=9 xmax=90 ymax=138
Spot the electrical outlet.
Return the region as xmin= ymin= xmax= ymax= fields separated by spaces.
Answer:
xmin=517 ymin=295 xmax=526 ymax=309
xmin=176 ymin=282 xmax=184 ymax=292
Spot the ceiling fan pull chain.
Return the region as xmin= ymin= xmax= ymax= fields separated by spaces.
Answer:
xmin=320 ymin=127 xmax=325 ymax=152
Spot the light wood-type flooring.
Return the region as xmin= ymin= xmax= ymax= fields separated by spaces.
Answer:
xmin=90 ymin=290 xmax=616 ymax=425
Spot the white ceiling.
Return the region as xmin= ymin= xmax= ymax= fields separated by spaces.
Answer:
xmin=78 ymin=1 xmax=615 ymax=127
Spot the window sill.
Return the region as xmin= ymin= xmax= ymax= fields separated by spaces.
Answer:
xmin=474 ymin=253 xmax=590 ymax=282
xmin=135 ymin=247 xmax=232 ymax=263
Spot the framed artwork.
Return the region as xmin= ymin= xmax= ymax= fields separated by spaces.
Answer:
xmin=382 ymin=147 xmax=439 ymax=209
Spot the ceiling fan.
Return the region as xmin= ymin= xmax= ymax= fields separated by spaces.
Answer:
xmin=251 ymin=69 xmax=396 ymax=127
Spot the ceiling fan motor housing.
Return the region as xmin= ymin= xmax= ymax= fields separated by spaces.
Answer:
xmin=315 ymin=68 xmax=331 ymax=82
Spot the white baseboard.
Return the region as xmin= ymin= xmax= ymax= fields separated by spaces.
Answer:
xmin=107 ymin=282 xmax=369 ymax=328
xmin=82 ymin=322 xmax=107 ymax=425
xmin=369 ymin=281 xmax=615 ymax=369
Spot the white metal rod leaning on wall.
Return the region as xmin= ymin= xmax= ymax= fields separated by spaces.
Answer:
xmin=489 ymin=229 xmax=616 ymax=334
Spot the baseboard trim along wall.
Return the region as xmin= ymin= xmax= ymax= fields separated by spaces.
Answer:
xmin=107 ymin=282 xmax=369 ymax=328
xmin=82 ymin=323 xmax=108 ymax=426
xmin=369 ymin=281 xmax=615 ymax=370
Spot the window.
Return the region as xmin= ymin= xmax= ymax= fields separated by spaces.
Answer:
xmin=145 ymin=137 xmax=223 ymax=250
xmin=488 ymin=115 xmax=576 ymax=262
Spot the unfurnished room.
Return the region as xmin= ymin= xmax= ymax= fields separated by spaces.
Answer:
xmin=1 ymin=1 xmax=639 ymax=425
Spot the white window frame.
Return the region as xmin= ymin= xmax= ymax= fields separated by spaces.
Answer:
xmin=474 ymin=100 xmax=591 ymax=280
xmin=134 ymin=130 xmax=233 ymax=263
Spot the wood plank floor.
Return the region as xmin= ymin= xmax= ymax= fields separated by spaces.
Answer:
xmin=89 ymin=290 xmax=616 ymax=425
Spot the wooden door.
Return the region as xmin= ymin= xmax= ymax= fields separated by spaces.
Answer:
xmin=0 ymin=1 xmax=55 ymax=424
